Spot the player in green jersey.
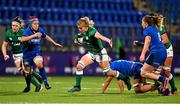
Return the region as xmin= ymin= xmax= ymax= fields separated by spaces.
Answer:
xmin=156 ymin=14 xmax=177 ymax=94
xmin=68 ymin=16 xmax=131 ymax=92
xmin=1 ymin=17 xmax=42 ymax=92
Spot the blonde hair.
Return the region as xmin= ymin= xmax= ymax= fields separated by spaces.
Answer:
xmin=157 ymin=14 xmax=164 ymax=30
xmin=77 ymin=16 xmax=94 ymax=27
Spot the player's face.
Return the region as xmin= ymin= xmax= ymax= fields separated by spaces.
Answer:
xmin=11 ymin=22 xmax=20 ymax=33
xmin=32 ymin=21 xmax=39 ymax=31
xmin=157 ymin=17 xmax=163 ymax=28
xmin=141 ymin=19 xmax=147 ymax=29
xmin=78 ymin=22 xmax=88 ymax=33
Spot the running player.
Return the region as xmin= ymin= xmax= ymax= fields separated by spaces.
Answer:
xmin=155 ymin=14 xmax=177 ymax=94
xmin=68 ymin=16 xmax=131 ymax=92
xmin=20 ymin=16 xmax=63 ymax=90
xmin=134 ymin=13 xmax=177 ymax=94
xmin=1 ymin=16 xmax=42 ymax=92
xmin=139 ymin=15 xmax=169 ymax=94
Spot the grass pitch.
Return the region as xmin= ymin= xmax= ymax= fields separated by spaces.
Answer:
xmin=0 ymin=76 xmax=179 ymax=104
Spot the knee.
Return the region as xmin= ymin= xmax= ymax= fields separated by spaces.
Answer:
xmin=140 ymin=68 xmax=148 ymax=78
xmin=163 ymin=66 xmax=171 ymax=77
xmin=34 ymin=56 xmax=43 ymax=69
xmin=76 ymin=64 xmax=83 ymax=71
xmin=134 ymin=88 xmax=142 ymax=93
xmin=36 ymin=63 xmax=43 ymax=69
xmin=134 ymin=85 xmax=142 ymax=93
xmin=76 ymin=61 xmax=85 ymax=71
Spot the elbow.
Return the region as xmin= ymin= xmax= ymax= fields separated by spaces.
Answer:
xmin=20 ymin=37 xmax=27 ymax=42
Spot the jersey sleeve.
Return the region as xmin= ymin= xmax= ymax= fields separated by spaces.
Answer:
xmin=160 ymin=26 xmax=167 ymax=35
xmin=23 ymin=28 xmax=31 ymax=37
xmin=89 ymin=27 xmax=97 ymax=37
xmin=3 ymin=31 xmax=10 ymax=42
xmin=143 ymin=28 xmax=150 ymax=37
xmin=39 ymin=28 xmax=47 ymax=38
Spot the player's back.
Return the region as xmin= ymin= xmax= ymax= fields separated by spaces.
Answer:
xmin=110 ymin=60 xmax=133 ymax=76
xmin=143 ymin=26 xmax=165 ymax=53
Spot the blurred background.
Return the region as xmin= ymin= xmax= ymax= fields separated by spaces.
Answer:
xmin=0 ymin=0 xmax=180 ymax=76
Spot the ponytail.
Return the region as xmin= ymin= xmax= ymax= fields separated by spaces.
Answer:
xmin=77 ymin=16 xmax=95 ymax=27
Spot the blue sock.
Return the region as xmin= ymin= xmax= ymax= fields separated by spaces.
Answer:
xmin=39 ymin=67 xmax=48 ymax=84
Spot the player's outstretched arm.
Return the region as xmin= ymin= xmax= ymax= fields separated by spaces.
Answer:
xmin=102 ymin=76 xmax=113 ymax=93
xmin=94 ymin=32 xmax=112 ymax=47
xmin=140 ymin=36 xmax=151 ymax=62
xmin=45 ymin=35 xmax=63 ymax=48
xmin=116 ymin=79 xmax=125 ymax=93
xmin=21 ymin=32 xmax=42 ymax=41
xmin=1 ymin=41 xmax=9 ymax=60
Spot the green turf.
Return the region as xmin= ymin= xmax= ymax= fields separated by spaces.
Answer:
xmin=0 ymin=76 xmax=179 ymax=104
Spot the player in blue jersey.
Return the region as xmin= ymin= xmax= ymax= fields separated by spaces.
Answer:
xmin=134 ymin=13 xmax=177 ymax=94
xmin=102 ymin=60 xmax=161 ymax=94
xmin=20 ymin=16 xmax=63 ymax=91
xmin=139 ymin=15 xmax=171 ymax=95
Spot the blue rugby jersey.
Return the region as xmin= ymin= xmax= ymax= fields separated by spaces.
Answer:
xmin=22 ymin=27 xmax=47 ymax=57
xmin=143 ymin=26 xmax=165 ymax=53
xmin=110 ymin=60 xmax=142 ymax=76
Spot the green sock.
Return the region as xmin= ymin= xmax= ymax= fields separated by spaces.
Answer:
xmin=75 ymin=75 xmax=82 ymax=87
xmin=31 ymin=71 xmax=39 ymax=78
xmin=31 ymin=71 xmax=42 ymax=83
xmin=169 ymin=77 xmax=176 ymax=90
xmin=154 ymin=80 xmax=158 ymax=84
xmin=31 ymin=76 xmax=40 ymax=87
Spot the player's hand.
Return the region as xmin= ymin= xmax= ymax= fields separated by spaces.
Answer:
xmin=54 ymin=42 xmax=63 ymax=48
xmin=133 ymin=40 xmax=139 ymax=46
xmin=109 ymin=38 xmax=113 ymax=48
xmin=139 ymin=54 xmax=145 ymax=62
xmin=74 ymin=39 xmax=82 ymax=45
xmin=33 ymin=32 xmax=42 ymax=38
xmin=4 ymin=55 xmax=10 ymax=61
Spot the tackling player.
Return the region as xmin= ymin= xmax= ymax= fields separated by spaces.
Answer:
xmin=102 ymin=60 xmax=171 ymax=96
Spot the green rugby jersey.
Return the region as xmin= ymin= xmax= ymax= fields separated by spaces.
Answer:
xmin=159 ymin=26 xmax=172 ymax=49
xmin=77 ymin=27 xmax=104 ymax=54
xmin=3 ymin=29 xmax=23 ymax=54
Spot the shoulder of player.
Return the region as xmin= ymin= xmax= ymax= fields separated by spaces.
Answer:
xmin=88 ymin=26 xmax=96 ymax=31
xmin=38 ymin=27 xmax=45 ymax=32
xmin=144 ymin=26 xmax=155 ymax=33
xmin=5 ymin=29 xmax=13 ymax=36
xmin=24 ymin=27 xmax=31 ymax=32
xmin=18 ymin=29 xmax=24 ymax=34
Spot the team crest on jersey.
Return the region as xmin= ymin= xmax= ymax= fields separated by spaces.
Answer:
xmin=9 ymin=38 xmax=12 ymax=40
xmin=85 ymin=36 xmax=89 ymax=40
xmin=18 ymin=37 xmax=21 ymax=41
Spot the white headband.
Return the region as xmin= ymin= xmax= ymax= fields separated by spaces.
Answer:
xmin=12 ymin=21 xmax=21 ymax=27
